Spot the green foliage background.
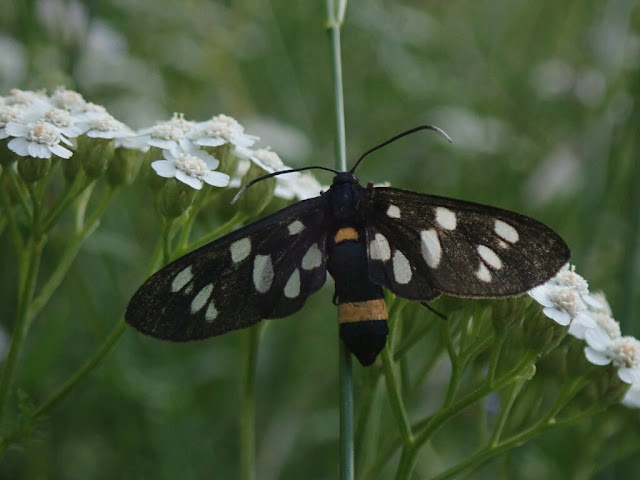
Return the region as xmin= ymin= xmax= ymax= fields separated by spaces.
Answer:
xmin=1 ymin=0 xmax=640 ymax=478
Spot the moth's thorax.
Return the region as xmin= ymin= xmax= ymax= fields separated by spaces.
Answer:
xmin=328 ymin=177 xmax=364 ymax=226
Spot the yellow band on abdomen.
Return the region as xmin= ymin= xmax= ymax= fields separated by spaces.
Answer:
xmin=334 ymin=227 xmax=359 ymax=244
xmin=338 ymin=299 xmax=388 ymax=323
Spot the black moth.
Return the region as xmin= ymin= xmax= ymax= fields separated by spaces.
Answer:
xmin=126 ymin=127 xmax=570 ymax=366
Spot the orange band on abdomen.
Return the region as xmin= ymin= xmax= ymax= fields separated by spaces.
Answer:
xmin=334 ymin=227 xmax=359 ymax=244
xmin=338 ymin=299 xmax=388 ymax=324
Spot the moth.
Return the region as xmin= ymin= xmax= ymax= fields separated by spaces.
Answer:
xmin=126 ymin=126 xmax=570 ymax=366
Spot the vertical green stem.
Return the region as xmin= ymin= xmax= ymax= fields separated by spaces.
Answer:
xmin=0 ymin=239 xmax=43 ymax=424
xmin=327 ymin=1 xmax=352 ymax=479
xmin=240 ymin=325 xmax=261 ymax=480
xmin=339 ymin=342 xmax=355 ymax=480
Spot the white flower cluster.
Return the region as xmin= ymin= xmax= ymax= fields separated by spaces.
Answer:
xmin=232 ymin=146 xmax=323 ymax=201
xmin=0 ymin=88 xmax=323 ymax=199
xmin=529 ymin=264 xmax=640 ymax=406
xmin=0 ymin=87 xmax=133 ymax=159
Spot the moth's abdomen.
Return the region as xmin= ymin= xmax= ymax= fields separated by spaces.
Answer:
xmin=328 ymin=227 xmax=389 ymax=366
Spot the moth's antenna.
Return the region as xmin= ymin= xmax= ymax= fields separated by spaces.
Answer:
xmin=349 ymin=125 xmax=452 ymax=174
xmin=231 ymin=165 xmax=339 ymax=204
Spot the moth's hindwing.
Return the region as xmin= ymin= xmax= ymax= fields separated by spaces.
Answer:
xmin=364 ymin=187 xmax=570 ymax=300
xmin=125 ymin=196 xmax=329 ymax=341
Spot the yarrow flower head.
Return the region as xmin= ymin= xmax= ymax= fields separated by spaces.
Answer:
xmin=190 ymin=114 xmax=258 ymax=149
xmin=232 ymin=147 xmax=322 ymax=201
xmin=152 ymin=145 xmax=229 ymax=190
xmin=134 ymin=113 xmax=196 ymax=151
xmin=585 ymin=335 xmax=640 ymax=385
xmin=5 ymin=121 xmax=73 ymax=159
xmin=528 ymin=264 xmax=597 ymax=326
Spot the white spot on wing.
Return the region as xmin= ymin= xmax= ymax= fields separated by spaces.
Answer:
xmin=205 ymin=301 xmax=218 ymax=322
xmin=370 ymin=233 xmax=391 ymax=261
xmin=476 ymin=263 xmax=492 ymax=282
xmin=420 ymin=229 xmax=441 ymax=268
xmin=284 ymin=269 xmax=301 ymax=298
xmin=392 ymin=250 xmax=412 ymax=284
xmin=386 ymin=205 xmax=401 ymax=218
xmin=302 ymin=244 xmax=322 ymax=270
xmin=191 ymin=283 xmax=213 ymax=313
xmin=477 ymin=245 xmax=503 ymax=270
xmin=171 ymin=265 xmax=193 ymax=292
xmin=494 ymin=220 xmax=519 ymax=244
xmin=231 ymin=238 xmax=251 ymax=263
xmin=435 ymin=207 xmax=457 ymax=230
xmin=288 ymin=220 xmax=305 ymax=235
xmin=253 ymin=255 xmax=274 ymax=293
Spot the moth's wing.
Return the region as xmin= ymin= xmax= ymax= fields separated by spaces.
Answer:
xmin=126 ymin=196 xmax=329 ymax=341
xmin=363 ymin=187 xmax=570 ymax=301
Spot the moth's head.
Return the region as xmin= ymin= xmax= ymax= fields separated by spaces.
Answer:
xmin=332 ymin=171 xmax=358 ymax=186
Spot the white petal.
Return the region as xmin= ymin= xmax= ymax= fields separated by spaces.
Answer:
xmin=585 ymin=328 xmax=613 ymax=351
xmin=148 ymin=138 xmax=177 ymax=149
xmin=4 ymin=122 xmax=28 ymax=137
xmin=195 ymin=137 xmax=225 ymax=147
xmin=568 ymin=321 xmax=588 ymax=339
xmin=573 ymin=312 xmax=596 ymax=329
xmin=542 ymin=306 xmax=571 ymax=326
xmin=7 ymin=137 xmax=30 ymax=156
xmin=584 ymin=347 xmax=611 ymax=366
xmin=618 ymin=367 xmax=640 ymax=385
xmin=50 ymin=143 xmax=73 ymax=159
xmin=152 ymin=160 xmax=177 ymax=177
xmin=175 ymin=170 xmax=202 ymax=189
xmin=28 ymin=142 xmax=51 ymax=158
xmin=529 ymin=286 xmax=555 ymax=307
xmin=202 ymin=171 xmax=230 ymax=187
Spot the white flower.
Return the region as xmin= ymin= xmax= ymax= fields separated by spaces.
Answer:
xmin=622 ymin=382 xmax=640 ymax=408
xmin=135 ymin=113 xmax=196 ymax=151
xmin=528 ymin=264 xmax=595 ymax=326
xmin=4 ymin=89 xmax=51 ymax=112
xmin=5 ymin=121 xmax=73 ymax=159
xmin=42 ymin=107 xmax=87 ymax=138
xmin=152 ymin=147 xmax=229 ymax=190
xmin=0 ymin=105 xmax=29 ymax=139
xmin=191 ymin=114 xmax=258 ymax=149
xmin=529 ymin=283 xmax=586 ymax=326
xmin=585 ymin=335 xmax=640 ymax=384
xmin=274 ymin=170 xmax=322 ymax=200
xmin=49 ymin=86 xmax=87 ymax=111
xmin=232 ymin=148 xmax=322 ymax=201
xmin=237 ymin=147 xmax=285 ymax=173
xmin=569 ymin=292 xmax=618 ymax=340
xmin=83 ymin=114 xmax=133 ymax=139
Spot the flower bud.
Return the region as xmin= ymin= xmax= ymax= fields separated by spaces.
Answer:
xmin=17 ymin=156 xmax=51 ymax=183
xmin=106 ymin=148 xmax=143 ymax=186
xmin=158 ymin=177 xmax=197 ymax=218
xmin=79 ymin=137 xmax=115 ymax=179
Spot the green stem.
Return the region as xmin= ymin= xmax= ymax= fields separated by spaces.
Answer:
xmin=381 ymin=346 xmax=414 ymax=446
xmin=240 ymin=325 xmax=261 ymax=480
xmin=327 ymin=1 xmax=352 ymax=479
xmin=0 ymin=178 xmax=24 ymax=253
xmin=440 ymin=320 xmax=460 ymax=405
xmin=3 ymin=164 xmax=32 ymax=223
xmin=34 ymin=319 xmax=127 ymax=419
xmin=0 ymin=239 xmax=44 ymax=425
xmin=414 ymin=353 xmax=536 ymax=445
xmin=29 ymin=188 xmax=116 ymax=321
xmin=488 ymin=379 xmax=525 ymax=446
xmin=42 ymin=173 xmax=93 ymax=233
xmin=339 ymin=342 xmax=355 ymax=480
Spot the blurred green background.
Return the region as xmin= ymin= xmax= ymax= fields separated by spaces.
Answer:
xmin=1 ymin=0 xmax=640 ymax=478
